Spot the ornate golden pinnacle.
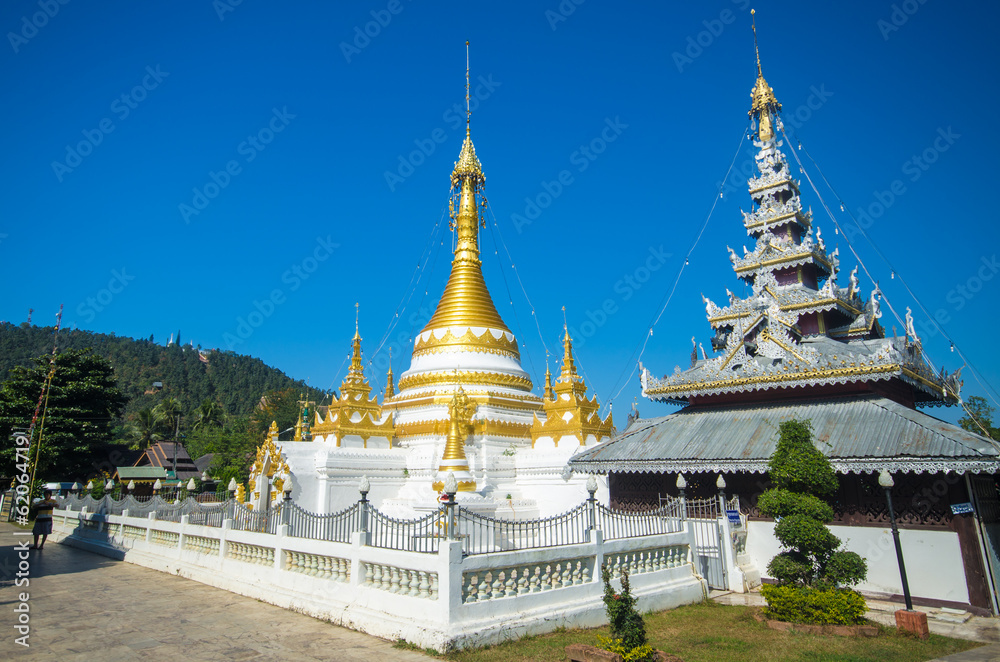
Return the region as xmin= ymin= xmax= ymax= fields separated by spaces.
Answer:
xmin=748 ymin=9 xmax=781 ymax=141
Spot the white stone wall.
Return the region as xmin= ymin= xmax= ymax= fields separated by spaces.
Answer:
xmin=51 ymin=505 xmax=706 ymax=652
xmin=746 ymin=520 xmax=971 ymax=605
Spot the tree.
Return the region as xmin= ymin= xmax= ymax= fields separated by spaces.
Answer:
xmin=758 ymin=420 xmax=868 ymax=624
xmin=193 ymin=398 xmax=225 ymax=431
xmin=0 ymin=348 xmax=128 ymax=480
xmin=128 ymin=407 xmax=163 ymax=449
xmin=959 ymin=396 xmax=999 ymax=440
xmin=249 ymin=388 xmax=302 ymax=441
xmin=153 ymin=397 xmax=183 ymax=440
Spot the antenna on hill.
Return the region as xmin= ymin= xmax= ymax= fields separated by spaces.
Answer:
xmin=27 ymin=308 xmax=33 ymax=325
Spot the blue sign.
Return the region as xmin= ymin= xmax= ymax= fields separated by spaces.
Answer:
xmin=726 ymin=510 xmax=742 ymax=526
xmin=951 ymin=502 xmax=974 ymax=515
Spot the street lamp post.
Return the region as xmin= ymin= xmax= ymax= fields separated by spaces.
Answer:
xmin=586 ymin=475 xmax=598 ymax=533
xmin=676 ymin=473 xmax=687 ymax=521
xmin=443 ymin=472 xmax=458 ymax=540
xmin=879 ymin=470 xmax=912 ymax=610
xmin=879 ymin=470 xmax=928 ymax=638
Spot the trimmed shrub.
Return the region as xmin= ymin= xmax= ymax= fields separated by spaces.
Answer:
xmin=761 ymin=584 xmax=867 ymax=625
xmin=768 ymin=420 xmax=838 ymax=497
xmin=759 ymin=419 xmax=868 ymax=623
xmin=757 ymin=488 xmax=834 ymax=521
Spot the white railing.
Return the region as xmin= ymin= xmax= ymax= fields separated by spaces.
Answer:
xmin=51 ymin=500 xmax=706 ymax=653
xmin=57 ymin=493 xmax=689 ymax=557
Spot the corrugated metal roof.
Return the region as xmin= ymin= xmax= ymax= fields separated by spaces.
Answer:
xmin=569 ymin=395 xmax=1000 ymax=475
xmin=115 ymin=466 xmax=167 ymax=480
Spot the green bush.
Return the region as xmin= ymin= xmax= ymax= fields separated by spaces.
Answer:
xmin=760 ymin=584 xmax=867 ymax=625
xmin=767 ymin=552 xmax=814 ymax=586
xmin=600 ymin=565 xmax=653 ymax=661
xmin=768 ymin=420 xmax=837 ymax=497
xmin=773 ymin=514 xmax=841 ymax=558
xmin=822 ymin=550 xmax=868 ymax=588
xmin=757 ymin=488 xmax=833 ymax=521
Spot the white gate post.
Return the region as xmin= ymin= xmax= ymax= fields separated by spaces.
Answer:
xmin=716 ymin=476 xmax=743 ymax=593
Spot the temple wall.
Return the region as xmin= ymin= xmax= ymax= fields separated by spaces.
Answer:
xmin=50 ymin=505 xmax=705 ymax=652
xmin=746 ymin=520 xmax=971 ymax=606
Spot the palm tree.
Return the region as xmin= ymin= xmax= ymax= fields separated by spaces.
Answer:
xmin=129 ymin=408 xmax=162 ymax=450
xmin=153 ymin=396 xmax=184 ymax=478
xmin=193 ymin=398 xmax=225 ymax=431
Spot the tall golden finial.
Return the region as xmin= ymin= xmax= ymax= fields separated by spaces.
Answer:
xmin=465 ymin=40 xmax=471 ymax=138
xmin=354 ymin=302 xmax=360 ymax=336
xmin=751 ymin=9 xmax=762 ymax=77
xmin=748 ymin=9 xmax=781 ymax=141
xmin=423 ymin=41 xmax=503 ymax=334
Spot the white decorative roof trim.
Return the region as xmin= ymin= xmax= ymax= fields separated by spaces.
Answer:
xmin=567 ymin=457 xmax=1000 ymax=476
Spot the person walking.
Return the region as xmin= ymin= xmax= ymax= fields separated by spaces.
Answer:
xmin=30 ymin=490 xmax=58 ymax=550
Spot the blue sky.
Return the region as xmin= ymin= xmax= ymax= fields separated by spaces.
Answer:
xmin=2 ymin=0 xmax=998 ymax=426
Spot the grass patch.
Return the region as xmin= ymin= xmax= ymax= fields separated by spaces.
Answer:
xmin=435 ymin=601 xmax=980 ymax=662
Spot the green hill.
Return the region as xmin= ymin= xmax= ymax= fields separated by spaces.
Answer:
xmin=0 ymin=322 xmax=330 ymax=422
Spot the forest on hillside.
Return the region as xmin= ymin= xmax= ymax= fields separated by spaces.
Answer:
xmin=0 ymin=323 xmax=333 ymax=484
xmin=0 ymin=322 xmax=329 ymax=418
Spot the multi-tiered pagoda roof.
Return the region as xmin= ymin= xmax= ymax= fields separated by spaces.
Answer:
xmin=640 ymin=48 xmax=961 ymax=410
xmin=570 ymin=23 xmax=994 ymax=479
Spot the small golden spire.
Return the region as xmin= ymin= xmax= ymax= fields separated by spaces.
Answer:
xmin=385 ymin=347 xmax=395 ymax=398
xmin=432 ymin=385 xmax=477 ymax=492
xmin=748 ymin=9 xmax=781 ymax=142
xmin=347 ymin=308 xmax=364 ymax=384
xmin=544 ymin=352 xmax=555 ymax=401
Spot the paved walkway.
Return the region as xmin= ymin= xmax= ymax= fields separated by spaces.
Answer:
xmin=0 ymin=523 xmax=434 ymax=661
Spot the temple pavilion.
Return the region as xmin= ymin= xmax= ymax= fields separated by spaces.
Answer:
xmin=569 ymin=21 xmax=1000 ymax=614
xmin=252 ymin=77 xmax=614 ymax=520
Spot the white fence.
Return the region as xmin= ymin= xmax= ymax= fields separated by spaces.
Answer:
xmin=51 ymin=496 xmax=707 ymax=652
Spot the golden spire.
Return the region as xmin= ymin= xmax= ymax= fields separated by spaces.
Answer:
xmin=422 ymin=42 xmax=508 ymax=334
xmin=544 ymin=353 xmax=555 ymax=401
xmin=431 ymin=385 xmax=477 ymax=492
xmin=347 ymin=303 xmax=365 ymax=385
xmin=748 ymin=9 xmax=781 ymax=142
xmin=385 ymin=348 xmax=395 ymax=398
